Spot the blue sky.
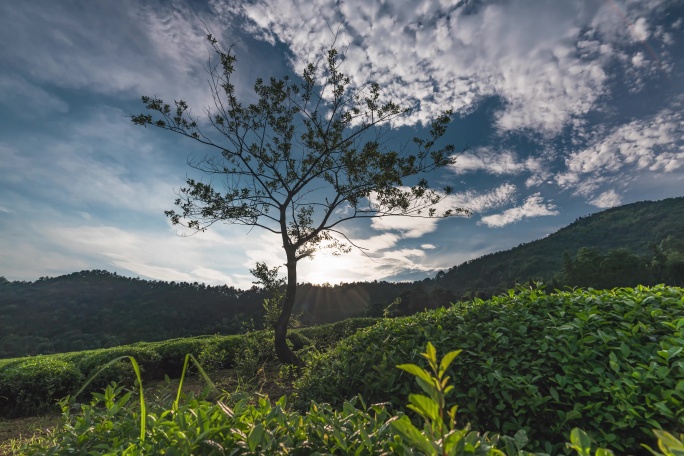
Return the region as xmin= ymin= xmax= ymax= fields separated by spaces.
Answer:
xmin=0 ymin=0 xmax=682 ymax=288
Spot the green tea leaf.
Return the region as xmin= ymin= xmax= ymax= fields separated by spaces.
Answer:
xmin=408 ymin=394 xmax=439 ymax=422
xmin=514 ymin=429 xmax=529 ymax=450
xmin=390 ymin=415 xmax=437 ymax=455
xmin=248 ymin=423 xmax=264 ymax=452
xmin=568 ymin=428 xmax=593 ymax=456
xmin=653 ymin=430 xmax=684 ymax=455
xmin=397 ymin=363 xmax=433 ymax=384
xmin=438 ymin=349 xmax=462 ymax=378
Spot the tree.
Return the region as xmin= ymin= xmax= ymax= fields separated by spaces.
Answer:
xmin=132 ymin=35 xmax=463 ymax=365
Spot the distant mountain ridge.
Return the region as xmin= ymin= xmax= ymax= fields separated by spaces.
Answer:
xmin=431 ymin=196 xmax=684 ymax=296
xmin=1 ymin=196 xmax=682 ymax=358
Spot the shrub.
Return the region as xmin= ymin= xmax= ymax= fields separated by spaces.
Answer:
xmin=0 ymin=317 xmax=375 ymax=417
xmin=59 ymin=345 xmax=162 ymax=391
xmin=296 ymin=285 xmax=684 ymax=453
xmin=22 ymin=344 xmax=514 ymax=455
xmin=0 ymin=357 xmax=83 ymax=417
xmin=22 ymin=341 xmax=684 ymax=455
xmin=296 ymin=317 xmax=380 ymax=350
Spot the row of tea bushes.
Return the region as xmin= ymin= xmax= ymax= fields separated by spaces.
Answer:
xmin=23 ymin=341 xmax=684 ymax=455
xmin=0 ymin=318 xmax=379 ymax=417
xmin=296 ymin=285 xmax=684 ymax=454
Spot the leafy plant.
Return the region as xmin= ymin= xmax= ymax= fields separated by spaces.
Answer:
xmin=0 ymin=357 xmax=83 ymax=417
xmin=392 ymin=341 xmax=517 ymax=455
xmin=0 ymin=317 xmax=379 ymax=418
xmin=297 ymin=285 xmax=684 ymax=453
xmin=19 ymin=343 xmax=684 ymax=455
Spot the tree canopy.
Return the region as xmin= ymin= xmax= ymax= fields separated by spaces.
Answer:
xmin=132 ymin=35 xmax=463 ymax=364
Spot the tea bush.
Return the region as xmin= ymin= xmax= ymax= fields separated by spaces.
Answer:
xmin=296 ymin=317 xmax=380 ymax=350
xmin=296 ymin=285 xmax=684 ymax=453
xmin=0 ymin=317 xmax=380 ymax=417
xmin=22 ymin=341 xmax=684 ymax=455
xmin=20 ymin=343 xmax=524 ymax=455
xmin=0 ymin=357 xmax=83 ymax=417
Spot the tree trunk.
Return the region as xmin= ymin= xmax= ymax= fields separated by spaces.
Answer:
xmin=274 ymin=253 xmax=302 ymax=366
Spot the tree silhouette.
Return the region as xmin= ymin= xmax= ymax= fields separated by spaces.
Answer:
xmin=132 ymin=35 xmax=463 ymax=364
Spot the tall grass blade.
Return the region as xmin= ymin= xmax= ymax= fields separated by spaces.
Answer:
xmin=173 ymin=353 xmax=216 ymax=411
xmin=73 ymin=355 xmax=147 ymax=442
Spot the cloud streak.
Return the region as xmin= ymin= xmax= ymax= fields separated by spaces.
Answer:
xmin=479 ymin=194 xmax=559 ymax=228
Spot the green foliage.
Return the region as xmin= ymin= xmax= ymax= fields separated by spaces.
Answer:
xmin=21 ymin=342 xmax=684 ymax=454
xmin=0 ymin=270 xmax=393 ymax=360
xmin=250 ymin=262 xmax=294 ymax=330
xmin=0 ymin=318 xmax=379 ymax=418
xmin=0 ymin=270 xmax=270 ymax=358
xmin=644 ymin=430 xmax=684 ymax=456
xmin=297 ymin=285 xmax=684 ymax=453
xmin=434 ymin=196 xmax=684 ymax=297
xmin=0 ymin=357 xmax=83 ymax=418
xmin=23 ymin=346 xmax=505 ymax=455
xmin=296 ymin=317 xmax=380 ymax=351
xmin=392 ymin=342 xmax=514 ymax=455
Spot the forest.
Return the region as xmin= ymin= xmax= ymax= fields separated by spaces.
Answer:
xmin=1 ymin=196 xmax=683 ymax=359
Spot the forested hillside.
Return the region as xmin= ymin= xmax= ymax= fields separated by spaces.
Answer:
xmin=2 ymin=197 xmax=682 ymax=358
xmin=0 ymin=271 xmax=412 ymax=358
xmin=431 ymin=196 xmax=684 ymax=297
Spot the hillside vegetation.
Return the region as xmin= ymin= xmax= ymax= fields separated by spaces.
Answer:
xmin=0 ymin=271 xmax=408 ymax=358
xmin=1 ymin=197 xmax=683 ymax=359
xmin=298 ymin=285 xmax=684 ymax=453
xmin=4 ymin=285 xmax=683 ymax=454
xmin=431 ymin=196 xmax=684 ymax=297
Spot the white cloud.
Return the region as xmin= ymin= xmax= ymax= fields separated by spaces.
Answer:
xmin=40 ymin=224 xmax=255 ymax=288
xmin=369 ymin=184 xmax=515 ymax=237
xmin=450 ymin=184 xmax=518 ymax=214
xmin=0 ymin=74 xmax=69 ymax=117
xmin=451 ymin=149 xmax=549 ymax=186
xmin=479 ymin=193 xmax=559 ymax=228
xmin=214 ymin=0 xmax=672 ymax=135
xmin=0 ymin=1 xmax=224 ymax=110
xmin=452 ymin=149 xmax=545 ymax=175
xmin=631 ymin=17 xmax=650 ymax=42
xmin=297 ymin=231 xmax=439 ymax=284
xmin=589 ymin=189 xmax=622 ymax=208
xmin=556 ymin=108 xmax=684 ymax=195
xmin=0 ymin=106 xmax=185 ymax=214
xmin=421 ymin=244 xmax=436 ymax=250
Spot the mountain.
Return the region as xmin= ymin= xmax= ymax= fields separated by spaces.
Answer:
xmin=2 ymin=197 xmax=682 ymax=358
xmin=0 ymin=270 xmax=412 ymax=358
xmin=431 ymin=196 xmax=684 ymax=297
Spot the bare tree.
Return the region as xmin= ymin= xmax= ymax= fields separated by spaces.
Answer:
xmin=132 ymin=34 xmax=465 ymax=365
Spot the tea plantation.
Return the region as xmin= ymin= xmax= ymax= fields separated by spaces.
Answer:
xmin=1 ymin=286 xmax=683 ymax=454
xmin=298 ymin=285 xmax=684 ymax=453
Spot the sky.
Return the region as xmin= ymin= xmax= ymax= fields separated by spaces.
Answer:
xmin=0 ymin=0 xmax=683 ymax=288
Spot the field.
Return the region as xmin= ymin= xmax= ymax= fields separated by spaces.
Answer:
xmin=1 ymin=286 xmax=683 ymax=454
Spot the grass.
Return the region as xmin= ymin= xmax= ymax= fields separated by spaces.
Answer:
xmin=1 ymin=362 xmax=298 ymax=455
xmin=0 ymin=414 xmax=60 ymax=455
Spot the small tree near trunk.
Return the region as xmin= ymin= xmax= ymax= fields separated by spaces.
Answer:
xmin=132 ymin=34 xmax=466 ymax=365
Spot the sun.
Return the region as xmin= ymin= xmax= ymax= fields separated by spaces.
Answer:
xmin=302 ymin=251 xmax=364 ymax=285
